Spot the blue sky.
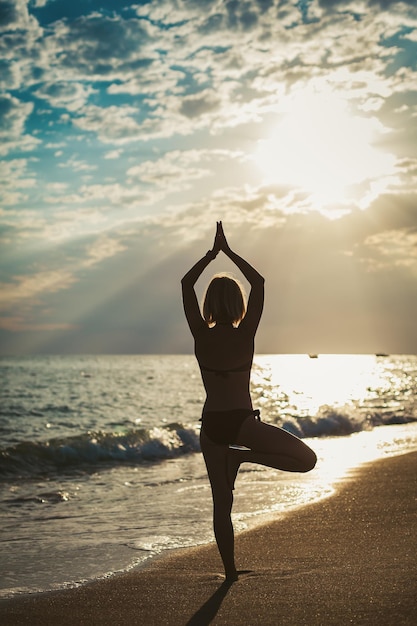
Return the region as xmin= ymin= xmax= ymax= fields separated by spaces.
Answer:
xmin=1 ymin=0 xmax=416 ymax=355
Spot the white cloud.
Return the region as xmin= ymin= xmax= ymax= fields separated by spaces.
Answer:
xmin=3 ymin=0 xmax=413 ymax=147
xmin=83 ymin=234 xmax=127 ymax=267
xmin=0 ymin=269 xmax=77 ymax=311
xmin=127 ymin=150 xmax=211 ymax=187
xmin=0 ymin=1 xmax=43 ymax=91
xmin=0 ymin=158 xmax=36 ymax=205
xmin=58 ymin=156 xmax=97 ymax=172
xmin=362 ymin=228 xmax=417 ymax=271
xmin=106 ymin=59 xmax=184 ymax=97
xmin=0 ymin=0 xmax=35 ymax=32
xmin=179 ymin=89 xmax=221 ymax=119
xmin=72 ymin=104 xmax=143 ymax=144
xmin=43 ymin=12 xmax=157 ymax=82
xmin=78 ymin=182 xmax=150 ymax=207
xmin=104 ymin=149 xmax=123 ymax=160
xmin=403 ymin=28 xmax=417 ymax=43
xmin=40 ymin=182 xmax=155 ymax=229
xmin=0 ymin=207 xmax=48 ymax=245
xmin=128 ymin=2 xmax=415 ymax=140
xmin=45 ymin=182 xmax=69 ymax=192
xmin=34 ymin=81 xmax=96 ymax=112
xmin=0 ymin=94 xmax=40 ymax=156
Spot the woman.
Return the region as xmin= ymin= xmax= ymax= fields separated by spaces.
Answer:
xmin=181 ymin=222 xmax=317 ymax=581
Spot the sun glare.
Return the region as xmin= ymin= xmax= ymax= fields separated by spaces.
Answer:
xmin=254 ymin=91 xmax=396 ymax=209
xmin=256 ymin=354 xmax=384 ymax=416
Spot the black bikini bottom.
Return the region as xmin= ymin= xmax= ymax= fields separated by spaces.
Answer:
xmin=201 ymin=408 xmax=261 ymax=445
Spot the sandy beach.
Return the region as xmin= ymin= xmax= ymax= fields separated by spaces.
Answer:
xmin=1 ymin=451 xmax=416 ymax=626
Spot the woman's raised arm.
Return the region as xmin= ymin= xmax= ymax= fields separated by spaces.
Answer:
xmin=181 ymin=226 xmax=220 ymax=335
xmin=217 ymin=222 xmax=265 ymax=332
xmin=181 ymin=222 xmax=264 ymax=335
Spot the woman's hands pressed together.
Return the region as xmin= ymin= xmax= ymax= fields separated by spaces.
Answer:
xmin=211 ymin=221 xmax=231 ymax=258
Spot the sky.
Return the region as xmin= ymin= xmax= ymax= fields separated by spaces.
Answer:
xmin=1 ymin=0 xmax=416 ymax=356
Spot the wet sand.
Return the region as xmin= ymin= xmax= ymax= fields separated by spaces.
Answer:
xmin=1 ymin=451 xmax=416 ymax=625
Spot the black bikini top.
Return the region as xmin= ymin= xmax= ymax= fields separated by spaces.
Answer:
xmin=199 ymin=360 xmax=252 ymax=377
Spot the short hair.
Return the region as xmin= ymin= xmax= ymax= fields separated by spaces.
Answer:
xmin=202 ymin=274 xmax=246 ymax=326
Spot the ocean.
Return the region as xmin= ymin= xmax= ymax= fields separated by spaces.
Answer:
xmin=1 ymin=354 xmax=416 ymax=598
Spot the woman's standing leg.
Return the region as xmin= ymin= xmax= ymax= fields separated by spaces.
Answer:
xmin=200 ymin=429 xmax=239 ymax=580
xmin=199 ymin=419 xmax=316 ymax=579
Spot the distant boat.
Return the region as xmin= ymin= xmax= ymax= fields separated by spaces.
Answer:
xmin=308 ymin=354 xmax=319 ymax=359
xmin=375 ymin=353 xmax=389 ymax=357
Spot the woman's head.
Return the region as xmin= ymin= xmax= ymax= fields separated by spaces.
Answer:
xmin=202 ymin=274 xmax=246 ymax=326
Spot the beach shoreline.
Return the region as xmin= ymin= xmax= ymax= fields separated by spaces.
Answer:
xmin=1 ymin=450 xmax=416 ymax=625
xmin=2 ymin=354 xmax=416 ymax=604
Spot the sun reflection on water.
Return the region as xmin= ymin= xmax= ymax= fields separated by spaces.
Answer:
xmin=248 ymin=354 xmax=417 ymax=497
xmin=253 ymin=354 xmax=410 ymax=418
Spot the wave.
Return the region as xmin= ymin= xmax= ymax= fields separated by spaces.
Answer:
xmin=0 ymin=424 xmax=201 ymax=478
xmin=278 ymin=405 xmax=417 ymax=438
xmin=1 ymin=409 xmax=416 ymax=479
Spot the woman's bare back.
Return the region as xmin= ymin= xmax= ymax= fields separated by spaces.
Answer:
xmin=195 ymin=324 xmax=254 ymax=411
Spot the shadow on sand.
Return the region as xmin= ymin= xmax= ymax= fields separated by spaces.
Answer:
xmin=185 ymin=579 xmax=234 ymax=626
xmin=185 ymin=570 xmax=253 ymax=625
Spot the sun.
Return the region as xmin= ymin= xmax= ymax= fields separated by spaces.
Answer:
xmin=253 ymin=90 xmax=396 ymax=209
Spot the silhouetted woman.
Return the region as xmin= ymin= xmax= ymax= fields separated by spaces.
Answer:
xmin=181 ymin=222 xmax=317 ymax=581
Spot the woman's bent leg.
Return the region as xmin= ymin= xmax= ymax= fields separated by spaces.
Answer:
xmin=200 ymin=430 xmax=239 ymax=580
xmin=235 ymin=417 xmax=317 ymax=473
xmin=199 ymin=419 xmax=316 ymax=578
